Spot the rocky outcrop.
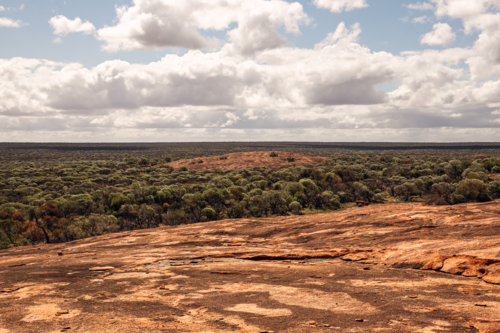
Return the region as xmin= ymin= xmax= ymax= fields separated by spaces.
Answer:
xmin=1 ymin=200 xmax=500 ymax=332
xmin=160 ymin=151 xmax=328 ymax=170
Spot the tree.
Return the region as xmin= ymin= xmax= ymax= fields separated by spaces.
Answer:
xmin=228 ymin=202 xmax=246 ymax=218
xmin=323 ymin=173 xmax=342 ymax=192
xmin=289 ymin=201 xmax=302 ymax=214
xmin=0 ymin=219 xmax=21 ymax=244
xmin=462 ymin=161 xmax=488 ymax=180
xmin=352 ymin=182 xmax=371 ymax=201
xmin=131 ymin=182 xmax=143 ymax=199
xmin=73 ymin=214 xmax=118 ymax=237
xmin=299 ymin=179 xmax=320 ymax=207
xmin=394 ymin=182 xmax=420 ymax=202
xmin=182 ymin=192 xmax=206 ymax=222
xmin=445 ymin=160 xmax=463 ymax=180
xmin=213 ymin=177 xmax=233 ymax=188
xmin=284 ymin=182 xmax=305 ymax=196
xmin=425 ymin=182 xmax=455 ymax=205
xmin=117 ymin=204 xmax=139 ymax=230
xmin=337 ymin=168 xmax=359 ymax=183
xmin=201 ymin=207 xmax=217 ymax=221
xmin=488 ymin=180 xmax=500 ymax=199
xmin=138 ymin=205 xmax=157 ymax=228
xmin=318 ymin=191 xmax=340 ymax=209
xmin=203 ymin=188 xmax=227 ymax=211
xmin=453 ymin=179 xmax=491 ymax=203
xmin=262 ymin=191 xmax=289 ymax=215
xmin=26 ymin=203 xmax=65 ymax=243
xmin=109 ymin=193 xmax=130 ymax=211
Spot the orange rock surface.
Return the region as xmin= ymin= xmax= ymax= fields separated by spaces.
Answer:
xmin=1 ymin=201 xmax=500 ymax=332
xmin=161 ymin=151 xmax=328 ymax=170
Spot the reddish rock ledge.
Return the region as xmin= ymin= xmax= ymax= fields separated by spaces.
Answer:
xmin=160 ymin=151 xmax=328 ymax=170
xmin=1 ymin=201 xmax=500 ymax=332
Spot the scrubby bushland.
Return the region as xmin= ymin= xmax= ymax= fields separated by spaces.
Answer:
xmin=1 ymin=143 xmax=500 ymax=249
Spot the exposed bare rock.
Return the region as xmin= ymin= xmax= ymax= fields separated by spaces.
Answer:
xmin=1 ymin=201 xmax=500 ymax=332
xmin=160 ymin=151 xmax=328 ymax=170
xmin=441 ymin=256 xmax=493 ymax=276
xmin=1 ymin=287 xmax=21 ymax=293
xmin=421 ymin=253 xmax=448 ymax=270
xmin=489 ymin=173 xmax=500 ymax=180
xmin=469 ymin=320 xmax=500 ymax=333
xmin=88 ymin=266 xmax=114 ymax=271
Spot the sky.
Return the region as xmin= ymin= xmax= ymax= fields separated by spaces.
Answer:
xmin=1 ymin=0 xmax=500 ymax=142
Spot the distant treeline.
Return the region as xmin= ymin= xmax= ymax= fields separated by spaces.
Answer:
xmin=3 ymin=142 xmax=500 ymax=152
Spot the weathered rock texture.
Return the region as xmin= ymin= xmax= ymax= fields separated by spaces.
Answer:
xmin=161 ymin=151 xmax=328 ymax=170
xmin=1 ymin=201 xmax=500 ymax=332
xmin=489 ymin=173 xmax=500 ymax=180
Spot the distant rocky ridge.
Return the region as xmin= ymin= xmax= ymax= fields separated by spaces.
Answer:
xmin=161 ymin=151 xmax=328 ymax=170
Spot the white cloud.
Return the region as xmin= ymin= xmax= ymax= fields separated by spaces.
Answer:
xmin=49 ymin=15 xmax=96 ymax=36
xmin=313 ymin=0 xmax=368 ymax=13
xmin=95 ymin=0 xmax=309 ymax=54
xmin=412 ymin=15 xmax=428 ymax=23
xmin=420 ymin=23 xmax=456 ymax=45
xmin=427 ymin=0 xmax=500 ymax=77
xmin=3 ymin=1 xmax=500 ymax=140
xmin=35 ymin=37 xmax=393 ymax=112
xmin=432 ymin=0 xmax=500 ymax=20
xmin=0 ymin=6 xmax=5 ymax=12
xmin=406 ymin=2 xmax=434 ymax=10
xmin=226 ymin=2 xmax=309 ymax=55
xmin=314 ymin=22 xmax=362 ymax=49
xmin=1 ymin=44 xmax=500 ymax=139
xmin=220 ymin=112 xmax=240 ymax=127
xmin=0 ymin=17 xmax=24 ymax=28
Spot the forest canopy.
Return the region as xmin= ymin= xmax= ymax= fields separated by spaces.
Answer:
xmin=1 ymin=142 xmax=500 ymax=250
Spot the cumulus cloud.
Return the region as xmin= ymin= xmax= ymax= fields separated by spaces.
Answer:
xmin=97 ymin=1 xmax=218 ymax=51
xmin=49 ymin=15 xmax=96 ymax=36
xmin=420 ymin=23 xmax=456 ymax=45
xmin=428 ymin=0 xmax=500 ymax=77
xmin=3 ymin=0 xmax=500 ymax=141
xmin=313 ymin=0 xmax=368 ymax=13
xmin=226 ymin=1 xmax=309 ymax=55
xmin=0 ymin=6 xmax=5 ymax=12
xmin=37 ymin=34 xmax=393 ymax=112
xmin=314 ymin=22 xmax=362 ymax=48
xmin=95 ymin=0 xmax=309 ymax=54
xmin=405 ymin=2 xmax=434 ymax=10
xmin=0 ymin=17 xmax=24 ymax=28
xmin=3 ymin=14 xmax=500 ymax=137
xmin=432 ymin=0 xmax=500 ymax=20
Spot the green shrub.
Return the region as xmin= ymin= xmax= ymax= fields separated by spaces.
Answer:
xmin=250 ymin=206 xmax=260 ymax=217
xmin=289 ymin=201 xmax=302 ymax=214
xmin=453 ymin=179 xmax=491 ymax=203
xmin=201 ymin=207 xmax=218 ymax=221
xmin=488 ymin=180 xmax=500 ymax=199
